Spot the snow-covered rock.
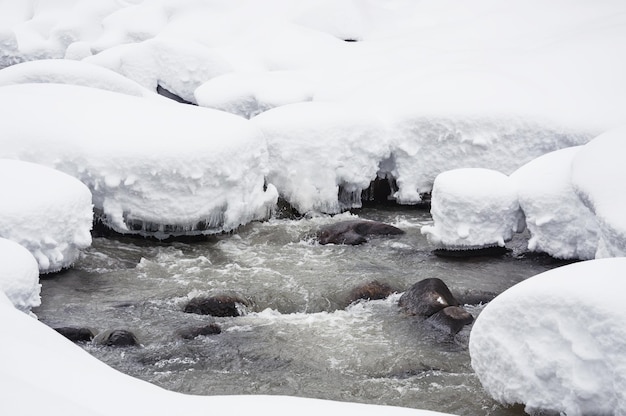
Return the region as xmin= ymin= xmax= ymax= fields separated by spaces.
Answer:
xmin=0 ymin=83 xmax=278 ymax=239
xmin=0 ymin=287 xmax=452 ymax=416
xmin=470 ymin=258 xmax=626 ymax=415
xmin=0 ymin=238 xmax=40 ymax=315
xmin=0 ymin=59 xmax=163 ymax=99
xmin=253 ymin=101 xmax=389 ymax=214
xmin=421 ymin=168 xmax=523 ymax=250
xmin=194 ymin=71 xmax=315 ymax=118
xmin=572 ymin=126 xmax=626 ymax=258
xmin=511 ymin=146 xmax=599 ymax=260
xmin=0 ymin=159 xmax=92 ymax=273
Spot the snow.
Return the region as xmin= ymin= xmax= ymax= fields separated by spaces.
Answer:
xmin=0 ymin=159 xmax=92 ymax=273
xmin=469 ymin=258 xmax=626 ymax=415
xmin=421 ymin=168 xmax=522 ymax=249
xmin=511 ymin=146 xmax=599 ymax=260
xmin=0 ymin=238 xmax=40 ymax=315
xmin=0 ymin=83 xmax=278 ymax=239
xmin=0 ymin=290 xmax=451 ymax=416
xmin=572 ymin=127 xmax=626 ymax=258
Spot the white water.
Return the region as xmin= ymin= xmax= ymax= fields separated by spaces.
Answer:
xmin=34 ymin=208 xmax=569 ymax=415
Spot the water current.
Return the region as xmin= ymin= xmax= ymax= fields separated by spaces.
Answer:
xmin=34 ymin=207 xmax=570 ymax=415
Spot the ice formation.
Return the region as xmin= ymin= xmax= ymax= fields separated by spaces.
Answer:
xmin=0 ymin=159 xmax=92 ymax=273
xmin=421 ymin=168 xmax=523 ymax=249
xmin=0 ymin=238 xmax=40 ymax=315
xmin=511 ymin=146 xmax=599 ymax=259
xmin=0 ymin=83 xmax=278 ymax=239
xmin=572 ymin=126 xmax=626 ymax=258
xmin=470 ymin=258 xmax=626 ymax=415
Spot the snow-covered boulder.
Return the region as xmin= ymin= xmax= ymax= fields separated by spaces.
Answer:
xmin=253 ymin=101 xmax=389 ymax=214
xmin=511 ymin=146 xmax=599 ymax=260
xmin=194 ymin=71 xmax=315 ymax=118
xmin=0 ymin=238 xmax=40 ymax=315
xmin=0 ymin=83 xmax=278 ymax=239
xmin=572 ymin=126 xmax=626 ymax=258
xmin=470 ymin=258 xmax=626 ymax=415
xmin=421 ymin=168 xmax=523 ymax=250
xmin=0 ymin=159 xmax=92 ymax=273
xmin=0 ymin=59 xmax=163 ymax=99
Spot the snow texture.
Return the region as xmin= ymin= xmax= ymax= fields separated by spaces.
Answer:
xmin=572 ymin=127 xmax=626 ymax=258
xmin=511 ymin=146 xmax=599 ymax=259
xmin=0 ymin=83 xmax=278 ymax=239
xmin=421 ymin=168 xmax=523 ymax=249
xmin=470 ymin=258 xmax=626 ymax=415
xmin=0 ymin=238 xmax=40 ymax=315
xmin=0 ymin=288 xmax=451 ymax=416
xmin=0 ymin=159 xmax=92 ymax=273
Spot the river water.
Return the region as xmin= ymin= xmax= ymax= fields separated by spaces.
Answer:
xmin=34 ymin=207 xmax=569 ymax=415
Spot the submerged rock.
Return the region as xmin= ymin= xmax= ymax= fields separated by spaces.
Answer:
xmin=184 ymin=295 xmax=249 ymax=317
xmin=426 ymin=306 xmax=474 ymax=334
xmin=177 ymin=324 xmax=222 ymax=339
xmin=346 ymin=280 xmax=396 ymax=305
xmin=54 ymin=326 xmax=95 ymax=343
xmin=318 ymin=220 xmax=404 ymax=245
xmin=94 ymin=329 xmax=140 ymax=347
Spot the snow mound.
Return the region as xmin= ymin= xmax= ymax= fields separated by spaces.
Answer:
xmin=470 ymin=258 xmax=626 ymax=415
xmin=253 ymin=101 xmax=389 ymax=214
xmin=386 ymin=115 xmax=592 ymax=204
xmin=0 ymin=159 xmax=92 ymax=273
xmin=572 ymin=126 xmax=626 ymax=258
xmin=511 ymin=146 xmax=599 ymax=259
xmin=0 ymin=59 xmax=161 ymax=99
xmin=85 ymin=37 xmax=233 ymax=104
xmin=421 ymin=168 xmax=522 ymax=249
xmin=0 ymin=238 xmax=40 ymax=315
xmin=0 ymin=83 xmax=278 ymax=239
xmin=195 ymin=71 xmax=315 ymax=118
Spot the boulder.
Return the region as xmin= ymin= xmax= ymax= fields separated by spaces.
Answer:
xmin=184 ymin=295 xmax=249 ymax=317
xmin=318 ymin=220 xmax=404 ymax=245
xmin=54 ymin=326 xmax=94 ymax=343
xmin=426 ymin=306 xmax=474 ymax=334
xmin=94 ymin=329 xmax=140 ymax=347
xmin=398 ymin=278 xmax=459 ymax=316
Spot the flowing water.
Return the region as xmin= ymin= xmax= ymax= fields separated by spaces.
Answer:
xmin=34 ymin=207 xmax=569 ymax=415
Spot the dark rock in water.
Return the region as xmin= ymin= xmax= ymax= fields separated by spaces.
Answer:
xmin=184 ymin=295 xmax=249 ymax=317
xmin=318 ymin=220 xmax=404 ymax=245
xmin=156 ymin=84 xmax=195 ymax=105
xmin=177 ymin=324 xmax=222 ymax=340
xmin=433 ymin=245 xmax=510 ymax=258
xmin=398 ymin=278 xmax=459 ymax=316
xmin=94 ymin=329 xmax=140 ymax=347
xmin=54 ymin=327 xmax=94 ymax=343
xmin=426 ymin=306 xmax=474 ymax=334
xmin=346 ymin=280 xmax=396 ymax=305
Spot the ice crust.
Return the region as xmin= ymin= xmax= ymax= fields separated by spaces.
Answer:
xmin=421 ymin=168 xmax=522 ymax=249
xmin=470 ymin=258 xmax=626 ymax=415
xmin=0 ymin=83 xmax=278 ymax=239
xmin=0 ymin=238 xmax=40 ymax=315
xmin=0 ymin=159 xmax=93 ymax=273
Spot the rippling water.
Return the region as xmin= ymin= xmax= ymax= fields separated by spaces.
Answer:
xmin=34 ymin=207 xmax=569 ymax=415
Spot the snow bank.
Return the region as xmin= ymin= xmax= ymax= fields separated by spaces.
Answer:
xmin=511 ymin=147 xmax=599 ymax=259
xmin=0 ymin=159 xmax=92 ymax=273
xmin=0 ymin=291 xmax=451 ymax=416
xmin=0 ymin=83 xmax=277 ymax=239
xmin=0 ymin=59 xmax=162 ymax=99
xmin=572 ymin=127 xmax=626 ymax=258
xmin=421 ymin=168 xmax=522 ymax=249
xmin=0 ymin=238 xmax=40 ymax=315
xmin=253 ymin=101 xmax=389 ymax=214
xmin=470 ymin=258 xmax=626 ymax=415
